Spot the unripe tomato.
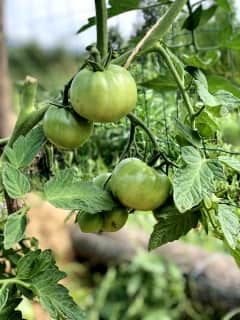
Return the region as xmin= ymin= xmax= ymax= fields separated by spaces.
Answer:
xmin=43 ymin=106 xmax=93 ymax=149
xmin=102 ymin=207 xmax=128 ymax=232
xmin=110 ymin=158 xmax=171 ymax=211
xmin=70 ymin=64 xmax=137 ymax=123
xmin=93 ymin=173 xmax=111 ymax=191
xmin=77 ymin=212 xmax=103 ymax=233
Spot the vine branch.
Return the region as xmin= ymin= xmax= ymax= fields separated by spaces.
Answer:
xmin=124 ymin=0 xmax=187 ymax=68
xmin=95 ymin=0 xmax=108 ymax=59
xmin=154 ymin=43 xmax=196 ymax=126
xmin=127 ymin=113 xmax=159 ymax=151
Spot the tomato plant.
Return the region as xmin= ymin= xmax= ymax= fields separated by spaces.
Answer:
xmin=1 ymin=0 xmax=240 ymax=319
xmin=43 ymin=106 xmax=93 ymax=149
xmin=110 ymin=158 xmax=171 ymax=211
xmin=70 ymin=64 xmax=137 ymax=123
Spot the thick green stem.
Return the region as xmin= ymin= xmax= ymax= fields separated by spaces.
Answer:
xmin=127 ymin=113 xmax=158 ymax=151
xmin=125 ymin=0 xmax=187 ymax=68
xmin=0 ymin=278 xmax=33 ymax=291
xmin=186 ymin=0 xmax=198 ymax=52
xmin=119 ymin=122 xmax=136 ymax=161
xmin=95 ymin=0 xmax=108 ymax=59
xmin=154 ymin=43 xmax=195 ymax=122
xmin=20 ymin=76 xmax=38 ymax=119
xmin=6 ymin=105 xmax=48 ymax=149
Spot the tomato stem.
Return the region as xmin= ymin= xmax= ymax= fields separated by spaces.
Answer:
xmin=127 ymin=112 xmax=159 ymax=153
xmin=154 ymin=43 xmax=196 ymax=128
xmin=95 ymin=0 xmax=108 ymax=59
xmin=124 ymin=0 xmax=188 ymax=68
xmin=119 ymin=122 xmax=136 ymax=161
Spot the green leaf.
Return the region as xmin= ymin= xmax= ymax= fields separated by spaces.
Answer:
xmin=195 ymin=110 xmax=219 ymax=138
xmin=139 ymin=74 xmax=177 ymax=91
xmin=218 ymin=156 xmax=240 ymax=174
xmin=207 ymin=75 xmax=240 ymax=98
xmin=149 ymin=210 xmax=199 ymax=250
xmin=44 ymin=169 xmax=116 ymax=213
xmin=16 ymin=249 xmax=85 ymax=319
xmin=182 ymin=5 xmax=202 ymax=31
xmin=173 ymin=147 xmax=224 ymax=212
xmin=218 ymin=204 xmax=240 ymax=250
xmin=182 ymin=50 xmax=221 ymax=70
xmin=199 ymin=5 xmax=217 ymax=25
xmin=175 ymin=119 xmax=201 ymax=147
xmin=194 ymin=71 xmax=219 ymax=106
xmin=214 ymin=90 xmax=240 ymax=110
xmin=0 ymin=286 xmax=9 ymax=311
xmin=2 ymin=165 xmax=30 ymax=199
xmin=3 ymin=209 xmax=27 ymax=249
xmin=4 ymin=126 xmax=46 ymax=169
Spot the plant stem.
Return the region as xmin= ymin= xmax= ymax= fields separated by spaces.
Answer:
xmin=94 ymin=0 xmax=108 ymax=59
xmin=124 ymin=0 xmax=187 ymax=68
xmin=119 ymin=122 xmax=136 ymax=161
xmin=154 ymin=43 xmax=195 ymax=122
xmin=186 ymin=0 xmax=198 ymax=52
xmin=127 ymin=113 xmax=158 ymax=151
xmin=0 ymin=278 xmax=32 ymax=291
xmin=6 ymin=105 xmax=48 ymax=149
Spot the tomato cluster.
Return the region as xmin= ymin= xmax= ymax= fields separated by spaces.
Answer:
xmin=43 ymin=64 xmax=137 ymax=149
xmin=43 ymin=64 xmax=171 ymax=233
xmin=77 ymin=159 xmax=171 ymax=233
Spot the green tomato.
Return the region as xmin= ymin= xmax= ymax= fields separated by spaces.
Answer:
xmin=110 ymin=158 xmax=171 ymax=211
xmin=77 ymin=212 xmax=103 ymax=233
xmin=43 ymin=106 xmax=93 ymax=149
xmin=70 ymin=64 xmax=137 ymax=123
xmin=93 ymin=173 xmax=112 ymax=191
xmin=102 ymin=207 xmax=128 ymax=232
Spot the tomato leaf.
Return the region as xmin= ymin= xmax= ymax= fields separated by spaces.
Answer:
xmin=194 ymin=71 xmax=220 ymax=107
xmin=218 ymin=156 xmax=240 ymax=174
xmin=175 ymin=119 xmax=202 ymax=147
xmin=182 ymin=50 xmax=221 ymax=70
xmin=173 ymin=147 xmax=224 ymax=212
xmin=182 ymin=5 xmax=202 ymax=31
xmin=3 ymin=208 xmax=27 ymax=250
xmin=207 ymin=75 xmax=240 ymax=98
xmin=149 ymin=209 xmax=199 ymax=250
xmin=4 ymin=126 xmax=46 ymax=169
xmin=199 ymin=5 xmax=217 ymax=25
xmin=2 ymin=164 xmax=30 ymax=199
xmin=139 ymin=74 xmax=177 ymax=91
xmin=16 ymin=249 xmax=85 ymax=319
xmin=44 ymin=169 xmax=116 ymax=213
xmin=218 ymin=204 xmax=240 ymax=250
